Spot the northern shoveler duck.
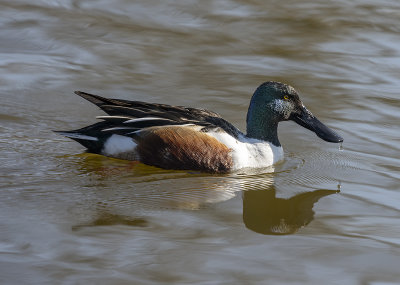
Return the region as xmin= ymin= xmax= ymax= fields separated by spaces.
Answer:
xmin=56 ymin=81 xmax=343 ymax=173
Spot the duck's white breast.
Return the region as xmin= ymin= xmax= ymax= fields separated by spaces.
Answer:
xmin=207 ymin=131 xmax=284 ymax=170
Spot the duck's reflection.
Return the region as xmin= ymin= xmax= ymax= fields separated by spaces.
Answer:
xmin=72 ymin=155 xmax=339 ymax=235
xmin=243 ymin=186 xmax=338 ymax=235
xmin=72 ymin=212 xmax=148 ymax=231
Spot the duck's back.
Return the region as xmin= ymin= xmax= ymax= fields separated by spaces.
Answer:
xmin=56 ymin=91 xmax=247 ymax=173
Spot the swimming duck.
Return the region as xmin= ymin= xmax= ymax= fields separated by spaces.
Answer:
xmin=56 ymin=81 xmax=343 ymax=173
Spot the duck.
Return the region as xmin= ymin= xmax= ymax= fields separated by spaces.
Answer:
xmin=56 ymin=81 xmax=343 ymax=173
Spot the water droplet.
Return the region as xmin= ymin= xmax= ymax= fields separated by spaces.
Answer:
xmin=339 ymin=142 xmax=344 ymax=151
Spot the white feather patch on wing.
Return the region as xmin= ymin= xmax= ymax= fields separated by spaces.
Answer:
xmin=126 ymin=130 xmax=142 ymax=135
xmin=96 ymin=115 xmax=134 ymax=121
xmin=124 ymin=117 xmax=173 ymax=123
xmin=102 ymin=134 xmax=137 ymax=155
xmin=102 ymin=127 xmax=137 ymax=132
xmin=125 ymin=123 xmax=197 ymax=135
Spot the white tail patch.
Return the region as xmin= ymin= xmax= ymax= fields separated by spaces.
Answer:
xmin=59 ymin=132 xmax=98 ymax=141
xmin=102 ymin=134 xmax=137 ymax=155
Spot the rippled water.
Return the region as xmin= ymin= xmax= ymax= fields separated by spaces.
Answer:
xmin=1 ymin=0 xmax=400 ymax=284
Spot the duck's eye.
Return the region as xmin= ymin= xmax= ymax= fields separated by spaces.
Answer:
xmin=283 ymin=95 xmax=289 ymax=100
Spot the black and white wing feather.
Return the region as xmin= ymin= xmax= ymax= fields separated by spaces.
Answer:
xmin=56 ymin=91 xmax=242 ymax=152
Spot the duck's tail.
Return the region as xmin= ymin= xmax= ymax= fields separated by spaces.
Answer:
xmin=54 ymin=121 xmax=112 ymax=153
xmin=55 ymin=131 xmax=99 ymax=150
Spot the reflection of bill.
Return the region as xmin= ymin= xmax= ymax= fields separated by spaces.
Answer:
xmin=243 ymin=187 xmax=339 ymax=235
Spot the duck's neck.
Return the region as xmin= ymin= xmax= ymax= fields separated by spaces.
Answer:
xmin=246 ymin=120 xmax=281 ymax=147
xmin=246 ymin=101 xmax=281 ymax=147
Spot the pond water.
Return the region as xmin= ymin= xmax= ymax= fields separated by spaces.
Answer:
xmin=1 ymin=0 xmax=400 ymax=284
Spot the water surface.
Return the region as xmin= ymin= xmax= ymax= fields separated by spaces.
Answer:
xmin=1 ymin=0 xmax=400 ymax=284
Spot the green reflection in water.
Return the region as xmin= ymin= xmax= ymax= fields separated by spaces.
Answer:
xmin=243 ymin=187 xmax=339 ymax=235
xmin=72 ymin=212 xmax=148 ymax=231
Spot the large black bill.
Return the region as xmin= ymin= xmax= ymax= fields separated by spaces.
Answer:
xmin=290 ymin=107 xmax=343 ymax=143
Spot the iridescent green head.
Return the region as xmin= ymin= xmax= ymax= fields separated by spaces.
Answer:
xmin=246 ymin=81 xmax=343 ymax=146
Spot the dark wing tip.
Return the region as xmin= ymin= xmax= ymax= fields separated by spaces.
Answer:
xmin=73 ymin=91 xmax=109 ymax=106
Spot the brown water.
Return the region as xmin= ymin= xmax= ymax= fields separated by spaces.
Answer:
xmin=1 ymin=0 xmax=400 ymax=284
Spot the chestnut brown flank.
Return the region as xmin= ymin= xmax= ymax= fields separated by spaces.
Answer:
xmin=136 ymin=126 xmax=233 ymax=173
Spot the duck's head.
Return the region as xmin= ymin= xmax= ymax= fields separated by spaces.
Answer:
xmin=246 ymin=81 xmax=343 ymax=146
